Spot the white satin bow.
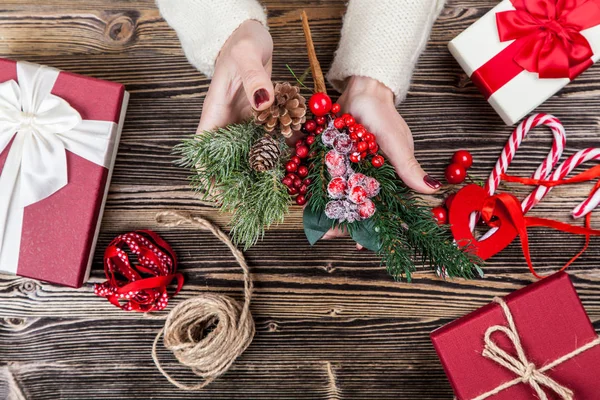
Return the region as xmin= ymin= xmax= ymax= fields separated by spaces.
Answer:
xmin=0 ymin=61 xmax=117 ymax=273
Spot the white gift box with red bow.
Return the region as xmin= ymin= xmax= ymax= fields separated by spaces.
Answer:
xmin=449 ymin=0 xmax=600 ymax=125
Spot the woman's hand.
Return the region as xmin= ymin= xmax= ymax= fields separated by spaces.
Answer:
xmin=197 ymin=20 xmax=274 ymax=132
xmin=322 ymin=76 xmax=441 ymax=244
xmin=337 ymin=76 xmax=441 ymax=193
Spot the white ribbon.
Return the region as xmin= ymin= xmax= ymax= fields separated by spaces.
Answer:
xmin=0 ymin=61 xmax=118 ymax=273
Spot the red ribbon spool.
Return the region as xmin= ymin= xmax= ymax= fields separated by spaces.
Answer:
xmin=95 ymin=230 xmax=184 ymax=312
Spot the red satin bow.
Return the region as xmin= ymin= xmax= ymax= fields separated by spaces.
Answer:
xmin=496 ymin=0 xmax=600 ymax=78
xmin=94 ymin=230 xmax=184 ymax=312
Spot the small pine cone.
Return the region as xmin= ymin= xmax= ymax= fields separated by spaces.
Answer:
xmin=249 ymin=135 xmax=281 ymax=172
xmin=254 ymin=82 xmax=307 ymax=138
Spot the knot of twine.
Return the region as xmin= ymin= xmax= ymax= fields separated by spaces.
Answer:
xmin=472 ymin=297 xmax=600 ymax=400
xmin=151 ymin=211 xmax=255 ymax=391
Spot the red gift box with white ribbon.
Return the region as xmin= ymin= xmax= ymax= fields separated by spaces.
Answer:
xmin=449 ymin=0 xmax=600 ymax=125
xmin=0 ymin=59 xmax=129 ymax=287
xmin=431 ymin=272 xmax=600 ymax=400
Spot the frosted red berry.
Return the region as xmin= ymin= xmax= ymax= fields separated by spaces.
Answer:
xmin=309 ymin=93 xmax=332 ymax=117
xmin=325 ymin=150 xmax=345 ymax=169
xmin=432 ymin=206 xmax=448 ymax=225
xmin=452 ymin=150 xmax=473 ymax=169
xmin=358 ymin=198 xmax=376 ymax=219
xmin=327 ymin=177 xmax=348 ymax=199
xmin=445 ymin=163 xmax=467 ymax=184
xmin=347 ymin=173 xmax=366 ymax=188
xmin=333 ymin=134 xmax=354 ymax=154
xmin=363 ymin=176 xmax=380 ymax=197
xmin=325 ymin=200 xmax=346 ymax=220
xmin=348 ymin=185 xmax=368 ymax=204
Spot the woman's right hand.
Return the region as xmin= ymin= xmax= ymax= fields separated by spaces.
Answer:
xmin=197 ymin=20 xmax=275 ymax=132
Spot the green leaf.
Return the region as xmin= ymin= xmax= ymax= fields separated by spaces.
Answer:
xmin=303 ymin=206 xmax=333 ymax=245
xmin=350 ymin=218 xmax=382 ymax=252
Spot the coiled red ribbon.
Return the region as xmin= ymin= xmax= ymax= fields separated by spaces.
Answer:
xmin=94 ymin=230 xmax=184 ymax=312
xmin=483 ymin=166 xmax=600 ymax=278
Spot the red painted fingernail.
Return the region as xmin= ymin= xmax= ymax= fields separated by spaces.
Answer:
xmin=253 ymin=88 xmax=269 ymax=109
xmin=424 ymin=175 xmax=442 ymax=189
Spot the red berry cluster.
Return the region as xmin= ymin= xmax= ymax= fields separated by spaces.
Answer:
xmin=444 ymin=150 xmax=473 ymax=184
xmin=308 ymin=92 xmax=384 ymax=168
xmin=282 ymin=139 xmax=312 ymax=205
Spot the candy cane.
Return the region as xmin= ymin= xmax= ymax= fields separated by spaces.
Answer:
xmin=471 ymin=113 xmax=566 ymax=235
xmin=544 ymin=148 xmax=600 ymax=218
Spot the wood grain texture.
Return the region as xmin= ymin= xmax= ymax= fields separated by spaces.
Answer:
xmin=1 ymin=0 xmax=600 ymax=398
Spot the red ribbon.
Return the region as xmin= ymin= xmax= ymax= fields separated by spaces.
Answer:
xmin=94 ymin=230 xmax=184 ymax=312
xmin=484 ymin=168 xmax=600 ymax=278
xmin=471 ymin=0 xmax=600 ymax=98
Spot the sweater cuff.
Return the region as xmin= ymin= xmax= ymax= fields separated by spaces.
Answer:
xmin=157 ymin=0 xmax=268 ymax=77
xmin=327 ymin=0 xmax=445 ymax=105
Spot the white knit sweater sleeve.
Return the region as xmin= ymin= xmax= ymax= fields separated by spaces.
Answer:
xmin=156 ymin=0 xmax=267 ymax=78
xmin=327 ymin=0 xmax=445 ymax=104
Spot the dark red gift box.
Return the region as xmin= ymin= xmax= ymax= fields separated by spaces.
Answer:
xmin=431 ymin=272 xmax=600 ymax=400
xmin=0 ymin=59 xmax=128 ymax=288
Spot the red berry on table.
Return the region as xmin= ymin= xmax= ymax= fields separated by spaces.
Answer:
xmin=331 ymin=103 xmax=341 ymax=114
xmin=288 ymin=187 xmax=299 ymax=195
xmin=371 ymin=155 xmax=384 ymax=168
xmin=291 ymin=156 xmax=301 ymax=165
xmin=445 ymin=163 xmax=467 ymax=184
xmin=315 ymin=126 xmax=324 ymax=135
xmin=297 ymin=165 xmax=309 ymax=178
xmin=309 ymin=93 xmax=333 ymax=117
xmin=348 ymin=185 xmax=368 ymax=204
xmin=327 ymin=177 xmax=348 ymax=199
xmin=306 ymin=135 xmax=316 ymax=145
xmin=452 ymin=150 xmax=473 ymax=169
xmin=282 ymin=177 xmax=293 ymax=187
xmin=444 ymin=193 xmax=456 ymax=210
xmin=315 ymin=116 xmax=326 ymax=126
xmin=304 ymin=119 xmax=317 ymax=132
xmin=334 ymin=117 xmax=346 ymax=129
xmin=296 ymin=195 xmax=307 ymax=205
xmin=296 ymin=145 xmax=309 ymax=159
xmin=344 ymin=115 xmax=356 ymax=127
xmin=286 ymin=161 xmax=298 ymax=172
xmin=356 ymin=141 xmax=368 ymax=153
xmin=432 ymin=206 xmax=448 ymax=225
xmin=358 ymin=198 xmax=376 ymax=219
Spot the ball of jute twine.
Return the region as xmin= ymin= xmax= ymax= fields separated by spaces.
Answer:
xmin=151 ymin=211 xmax=255 ymax=391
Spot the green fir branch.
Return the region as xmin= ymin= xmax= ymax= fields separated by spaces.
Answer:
xmin=173 ymin=121 xmax=291 ymax=249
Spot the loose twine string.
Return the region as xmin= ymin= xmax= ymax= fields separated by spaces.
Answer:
xmin=151 ymin=211 xmax=255 ymax=391
xmin=468 ymin=297 xmax=600 ymax=400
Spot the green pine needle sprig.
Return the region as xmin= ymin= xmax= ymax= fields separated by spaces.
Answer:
xmin=174 ymin=121 xmax=291 ymax=250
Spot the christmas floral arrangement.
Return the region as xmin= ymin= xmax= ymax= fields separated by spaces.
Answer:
xmin=175 ymin=12 xmax=483 ymax=280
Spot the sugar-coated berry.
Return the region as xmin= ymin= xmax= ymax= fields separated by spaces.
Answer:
xmin=356 ymin=141 xmax=368 ymax=153
xmin=325 ymin=150 xmax=345 ymax=169
xmin=297 ymin=165 xmax=309 ymax=178
xmin=363 ymin=176 xmax=380 ymax=197
xmin=288 ymin=187 xmax=299 ymax=195
xmin=325 ymin=200 xmax=346 ymax=220
xmin=286 ymin=161 xmax=298 ymax=172
xmin=322 ymin=126 xmax=340 ymax=146
xmin=309 ymin=93 xmax=332 ymax=117
xmin=344 ymin=115 xmax=356 ymax=127
xmin=296 ymin=145 xmax=309 ymax=159
xmin=304 ymin=119 xmax=317 ymax=132
xmin=371 ymin=155 xmax=384 ymax=168
xmin=358 ymin=198 xmax=376 ymax=219
xmin=315 ymin=116 xmax=326 ymax=125
xmin=303 ymin=178 xmax=312 ymax=185
xmin=334 ymin=117 xmax=346 ymax=129
xmin=291 ymin=156 xmax=301 ymax=165
xmin=347 ymin=173 xmax=366 ymax=188
xmin=296 ymin=195 xmax=307 ymax=205
xmin=348 ymin=185 xmax=368 ymax=204
xmin=328 ymin=164 xmax=347 ymax=178
xmin=452 ymin=150 xmax=473 ymax=169
xmin=315 ymin=126 xmax=324 ymax=135
xmin=333 ymin=133 xmax=354 ymax=154
xmin=327 ymin=177 xmax=348 ymax=199
xmin=432 ymin=206 xmax=448 ymax=225
xmin=445 ymin=163 xmax=467 ymax=184
xmin=282 ymin=177 xmax=293 ymax=187
xmin=331 ymin=103 xmax=341 ymax=114
xmin=444 ymin=193 xmax=456 ymax=210
xmin=349 ymin=153 xmax=361 ymax=163
xmin=306 ymin=135 xmax=316 ymax=145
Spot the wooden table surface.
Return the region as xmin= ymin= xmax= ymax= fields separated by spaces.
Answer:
xmin=1 ymin=1 xmax=600 ymax=399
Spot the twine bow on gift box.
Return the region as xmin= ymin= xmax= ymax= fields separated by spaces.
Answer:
xmin=0 ymin=61 xmax=118 ymax=273
xmin=470 ymin=297 xmax=600 ymax=400
xmin=496 ymin=0 xmax=600 ymax=79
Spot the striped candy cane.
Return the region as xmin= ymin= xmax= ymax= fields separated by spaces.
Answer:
xmin=471 ymin=114 xmax=566 ymax=235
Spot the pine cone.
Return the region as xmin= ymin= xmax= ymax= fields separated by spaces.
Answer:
xmin=254 ymin=82 xmax=307 ymax=138
xmin=249 ymin=135 xmax=281 ymax=172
